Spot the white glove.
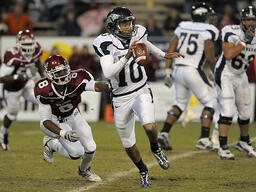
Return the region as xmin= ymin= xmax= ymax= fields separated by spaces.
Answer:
xmin=164 ymin=68 xmax=173 ymax=88
xmin=60 ymin=130 xmax=79 ymax=142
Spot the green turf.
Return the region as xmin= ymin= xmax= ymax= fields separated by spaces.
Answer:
xmin=0 ymin=121 xmax=255 ymax=192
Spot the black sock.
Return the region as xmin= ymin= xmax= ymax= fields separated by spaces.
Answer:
xmin=161 ymin=122 xmax=172 ymax=133
xmin=3 ymin=115 xmax=12 ymax=129
xmin=240 ymin=135 xmax=249 ymax=143
xmin=135 ymin=159 xmax=148 ymax=173
xmin=219 ymin=136 xmax=227 ymax=148
xmin=201 ymin=126 xmax=210 ymax=138
xmin=150 ymin=142 xmax=159 ymax=152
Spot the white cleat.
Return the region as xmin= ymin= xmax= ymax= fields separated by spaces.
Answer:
xmin=157 ymin=132 xmax=172 ymax=150
xmin=78 ymin=166 xmax=102 ymax=182
xmin=235 ymin=141 xmax=256 ymax=157
xmin=196 ymin=137 xmax=213 ymax=150
xmin=218 ymin=146 xmax=235 ymax=160
xmin=43 ymin=136 xmax=54 ymax=164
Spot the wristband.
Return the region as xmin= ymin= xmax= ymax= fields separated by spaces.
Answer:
xmin=240 ymin=41 xmax=246 ymax=47
xmin=59 ymin=130 xmax=67 ymax=138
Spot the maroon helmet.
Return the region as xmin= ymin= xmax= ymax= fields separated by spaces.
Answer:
xmin=16 ymin=30 xmax=36 ymax=57
xmin=45 ymin=55 xmax=71 ymax=85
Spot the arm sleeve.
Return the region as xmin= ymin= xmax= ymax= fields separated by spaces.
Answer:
xmin=144 ymin=40 xmax=165 ymax=58
xmin=100 ymin=55 xmax=128 ymax=79
xmin=0 ymin=64 xmax=15 ymax=77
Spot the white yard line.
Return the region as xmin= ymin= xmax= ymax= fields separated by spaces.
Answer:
xmin=65 ymin=136 xmax=256 ymax=192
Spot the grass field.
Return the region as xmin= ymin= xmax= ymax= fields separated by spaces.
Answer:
xmin=0 ymin=121 xmax=256 ymax=192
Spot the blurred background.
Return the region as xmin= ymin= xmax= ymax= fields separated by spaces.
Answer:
xmin=0 ymin=0 xmax=255 ymax=122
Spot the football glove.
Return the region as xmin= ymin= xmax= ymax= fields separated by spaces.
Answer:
xmin=60 ymin=130 xmax=79 ymax=142
xmin=164 ymin=68 xmax=173 ymax=88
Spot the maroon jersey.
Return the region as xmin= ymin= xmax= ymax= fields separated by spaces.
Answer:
xmin=34 ymin=69 xmax=93 ymax=118
xmin=3 ymin=42 xmax=42 ymax=91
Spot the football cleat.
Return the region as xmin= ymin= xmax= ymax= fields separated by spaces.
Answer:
xmin=196 ymin=137 xmax=213 ymax=151
xmin=235 ymin=141 xmax=256 ymax=157
xmin=152 ymin=148 xmax=170 ymax=170
xmin=139 ymin=171 xmax=151 ymax=188
xmin=43 ymin=136 xmax=54 ymax=164
xmin=157 ymin=132 xmax=172 ymax=150
xmin=0 ymin=126 xmax=8 ymax=151
xmin=218 ymin=146 xmax=235 ymax=160
xmin=78 ymin=166 xmax=102 ymax=182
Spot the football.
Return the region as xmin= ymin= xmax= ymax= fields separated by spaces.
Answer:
xmin=133 ymin=42 xmax=148 ymax=66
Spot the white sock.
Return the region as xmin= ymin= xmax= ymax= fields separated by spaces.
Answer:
xmin=47 ymin=139 xmax=70 ymax=159
xmin=79 ymin=152 xmax=95 ymax=171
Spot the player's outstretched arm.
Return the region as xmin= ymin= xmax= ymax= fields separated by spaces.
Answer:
xmin=94 ymin=81 xmax=109 ymax=92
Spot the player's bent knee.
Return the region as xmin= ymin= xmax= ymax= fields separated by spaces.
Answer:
xmin=69 ymin=148 xmax=84 ymax=159
xmin=6 ymin=113 xmax=17 ymax=121
xmin=85 ymin=140 xmax=96 ymax=152
xmin=200 ymin=107 xmax=215 ymax=120
xmin=238 ymin=118 xmax=250 ymax=125
xmin=143 ymin=123 xmax=156 ymax=131
xmin=121 ymin=138 xmax=136 ymax=148
xmin=168 ymin=105 xmax=183 ymax=119
xmin=218 ymin=115 xmax=232 ymax=125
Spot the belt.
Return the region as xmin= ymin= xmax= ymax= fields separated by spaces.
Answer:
xmin=175 ymin=64 xmax=187 ymax=67
xmin=58 ymin=117 xmax=68 ymax=123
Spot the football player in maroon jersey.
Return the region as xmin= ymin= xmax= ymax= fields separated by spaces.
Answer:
xmin=0 ymin=30 xmax=44 ymax=150
xmin=34 ymin=55 xmax=109 ymax=181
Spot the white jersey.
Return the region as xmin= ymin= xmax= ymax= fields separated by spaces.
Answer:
xmin=215 ymin=25 xmax=256 ymax=76
xmin=173 ymin=21 xmax=219 ymax=69
xmin=93 ymin=24 xmax=165 ymax=98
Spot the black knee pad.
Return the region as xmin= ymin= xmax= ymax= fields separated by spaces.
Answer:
xmin=218 ymin=115 xmax=232 ymax=125
xmin=237 ymin=118 xmax=250 ymax=125
xmin=167 ymin=105 xmax=183 ymax=119
xmin=200 ymin=107 xmax=215 ymax=120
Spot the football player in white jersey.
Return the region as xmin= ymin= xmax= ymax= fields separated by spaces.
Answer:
xmin=158 ymin=3 xmax=218 ymax=151
xmin=215 ymin=6 xmax=256 ymax=160
xmin=93 ymin=7 xmax=183 ymax=188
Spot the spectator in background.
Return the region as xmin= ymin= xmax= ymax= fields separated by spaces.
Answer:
xmin=44 ymin=0 xmax=69 ymax=21
xmin=145 ymin=16 xmax=163 ymax=36
xmin=77 ymin=4 xmax=109 ymax=36
xmin=69 ymin=46 xmax=81 ymax=70
xmin=50 ymin=46 xmax=60 ymax=56
xmin=144 ymin=54 xmax=160 ymax=81
xmin=163 ymin=7 xmax=182 ymax=34
xmin=80 ymin=45 xmax=101 ymax=79
xmin=2 ymin=3 xmax=34 ymax=35
xmin=23 ymin=0 xmax=46 ymax=22
xmin=58 ymin=11 xmax=81 ymax=36
xmin=222 ymin=4 xmax=239 ymax=24
xmin=218 ymin=14 xmax=233 ymax=32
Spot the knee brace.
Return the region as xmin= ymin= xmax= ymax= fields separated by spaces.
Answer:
xmin=237 ymin=118 xmax=250 ymax=125
xmin=167 ymin=105 xmax=183 ymax=119
xmin=200 ymin=107 xmax=215 ymax=120
xmin=217 ymin=115 xmax=232 ymax=125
